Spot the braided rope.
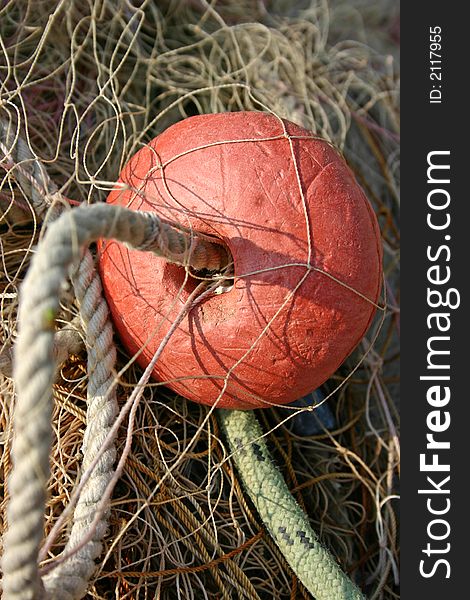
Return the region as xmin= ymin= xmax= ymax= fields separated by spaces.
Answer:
xmin=219 ymin=409 xmax=365 ymax=600
xmin=2 ymin=123 xmax=365 ymax=599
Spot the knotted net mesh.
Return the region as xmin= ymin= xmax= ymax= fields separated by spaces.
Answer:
xmin=0 ymin=1 xmax=399 ymax=598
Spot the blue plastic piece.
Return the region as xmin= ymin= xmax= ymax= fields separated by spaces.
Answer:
xmin=287 ymin=388 xmax=336 ymax=436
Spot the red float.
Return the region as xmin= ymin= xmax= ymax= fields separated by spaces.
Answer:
xmin=99 ymin=112 xmax=382 ymax=409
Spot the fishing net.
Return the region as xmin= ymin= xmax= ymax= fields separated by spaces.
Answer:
xmin=0 ymin=0 xmax=400 ymax=598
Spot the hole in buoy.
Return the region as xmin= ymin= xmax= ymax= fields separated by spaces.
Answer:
xmin=189 ymin=265 xmax=234 ymax=295
xmin=163 ymin=237 xmax=234 ymax=301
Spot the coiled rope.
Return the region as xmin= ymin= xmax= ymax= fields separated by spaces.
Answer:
xmin=1 ymin=203 xmax=228 ymax=599
xmin=41 ymin=249 xmax=118 ymax=600
xmin=1 ymin=121 xmax=227 ymax=599
xmin=1 ymin=126 xmax=365 ymax=600
xmin=1 ymin=119 xmax=122 ymax=599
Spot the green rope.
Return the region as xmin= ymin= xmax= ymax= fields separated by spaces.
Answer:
xmin=219 ymin=409 xmax=365 ymax=600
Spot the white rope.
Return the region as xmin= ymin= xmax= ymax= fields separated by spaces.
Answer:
xmin=0 ymin=119 xmax=60 ymax=219
xmin=1 ymin=203 xmax=225 ymax=599
xmin=1 ymin=118 xmax=229 ymax=597
xmin=2 ymin=120 xmax=120 ymax=599
xmin=2 ymin=122 xmax=367 ymax=600
xmin=41 ymin=249 xmax=118 ymax=599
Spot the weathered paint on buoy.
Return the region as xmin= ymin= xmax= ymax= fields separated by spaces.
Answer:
xmin=99 ymin=112 xmax=382 ymax=409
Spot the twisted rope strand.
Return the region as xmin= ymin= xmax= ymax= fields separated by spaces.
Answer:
xmin=1 ymin=203 xmax=226 ymax=599
xmin=2 ymin=118 xmax=229 ymax=598
xmin=0 ymin=119 xmax=59 ymax=219
xmin=2 ymin=122 xmax=367 ymax=600
xmin=219 ymin=409 xmax=365 ymax=600
xmin=1 ymin=120 xmax=123 ymax=598
xmin=118 ymin=200 xmax=229 ymax=271
xmin=41 ymin=249 xmax=118 ymax=600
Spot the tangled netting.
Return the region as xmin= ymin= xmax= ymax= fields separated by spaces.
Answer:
xmin=0 ymin=1 xmax=400 ymax=598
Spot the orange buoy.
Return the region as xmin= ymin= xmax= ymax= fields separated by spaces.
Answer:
xmin=99 ymin=112 xmax=382 ymax=409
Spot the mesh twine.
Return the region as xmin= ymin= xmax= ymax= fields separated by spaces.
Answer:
xmin=1 ymin=1 xmax=399 ymax=598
